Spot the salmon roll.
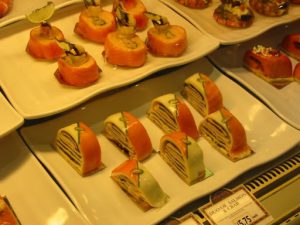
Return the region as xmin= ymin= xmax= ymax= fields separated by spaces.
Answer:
xmin=54 ymin=122 xmax=103 ymax=176
xmin=160 ymin=132 xmax=205 ymax=185
xmin=0 ymin=196 xmax=20 ymax=225
xmin=281 ymin=34 xmax=300 ymax=61
xmin=103 ymin=112 xmax=153 ymax=161
xmin=111 ymin=159 xmax=168 ymax=211
xmin=147 ymin=93 xmax=199 ymax=140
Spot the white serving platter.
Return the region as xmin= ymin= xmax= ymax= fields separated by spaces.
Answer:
xmin=0 ymin=0 xmax=219 ymax=119
xmin=20 ymin=58 xmax=300 ymax=225
xmin=0 ymin=92 xmax=23 ymax=138
xmin=159 ymin=0 xmax=300 ymax=45
xmin=0 ymin=132 xmax=89 ymax=225
xmin=208 ymin=20 xmax=300 ymax=130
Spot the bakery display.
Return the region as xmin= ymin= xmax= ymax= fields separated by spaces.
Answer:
xmin=249 ymin=0 xmax=289 ymax=16
xmin=74 ymin=0 xmax=116 ymax=44
xmin=26 ymin=2 xmax=65 ymax=60
xmin=159 ymin=131 xmax=206 ymax=185
xmin=243 ymin=45 xmax=293 ymax=88
xmin=199 ymin=107 xmax=252 ymax=161
xmin=53 ymin=122 xmax=103 ymax=176
xmin=55 ymin=41 xmax=101 ymax=87
xmin=175 ymin=0 xmax=210 ymax=9
xmin=145 ymin=12 xmax=187 ymax=57
xmin=0 ymin=0 xmax=12 ymax=18
xmin=0 ymin=196 xmax=20 ymax=225
xmin=182 ymin=72 xmax=223 ymax=117
xmin=147 ymin=93 xmax=199 ymax=140
xmin=111 ymin=159 xmax=168 ymax=211
xmin=103 ymin=111 xmax=153 ymax=161
xmin=213 ymin=0 xmax=254 ymax=28
xmin=103 ymin=4 xmax=147 ymax=67
xmin=280 ymin=34 xmax=300 ymax=61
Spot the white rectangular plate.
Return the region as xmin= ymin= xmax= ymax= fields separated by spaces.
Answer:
xmin=159 ymin=0 xmax=300 ymax=44
xmin=20 ymin=58 xmax=300 ymax=225
xmin=209 ymin=20 xmax=300 ymax=130
xmin=0 ymin=132 xmax=89 ymax=225
xmin=0 ymin=0 xmax=219 ymax=119
xmin=0 ymin=92 xmax=23 ymax=138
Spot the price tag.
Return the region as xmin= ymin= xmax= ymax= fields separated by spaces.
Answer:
xmin=200 ymin=186 xmax=273 ymax=225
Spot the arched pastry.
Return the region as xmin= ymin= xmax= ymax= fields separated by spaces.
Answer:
xmin=199 ymin=108 xmax=251 ymax=161
xmin=249 ymin=0 xmax=289 ymax=16
xmin=0 ymin=0 xmax=12 ymax=18
xmin=54 ymin=122 xmax=102 ymax=176
xmin=175 ymin=0 xmax=210 ymax=9
xmin=103 ymin=112 xmax=153 ymax=161
xmin=281 ymin=34 xmax=300 ymax=61
xmin=145 ymin=12 xmax=187 ymax=57
xmin=243 ymin=45 xmax=293 ymax=88
xmin=111 ymin=159 xmax=168 ymax=211
xmin=160 ymin=132 xmax=205 ymax=185
xmin=147 ymin=93 xmax=199 ymax=140
xmin=182 ymin=73 xmax=223 ymax=117
xmin=213 ymin=0 xmax=254 ymax=28
xmin=0 ymin=196 xmax=20 ymax=225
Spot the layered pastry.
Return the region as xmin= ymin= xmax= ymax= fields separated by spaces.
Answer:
xmin=249 ymin=0 xmax=289 ymax=16
xmin=55 ymin=41 xmax=100 ymax=87
xmin=111 ymin=159 xmax=168 ymax=211
xmin=54 ymin=122 xmax=103 ymax=176
xmin=182 ymin=73 xmax=223 ymax=117
xmin=112 ymin=0 xmax=148 ymax=31
xmin=199 ymin=107 xmax=251 ymax=161
xmin=103 ymin=111 xmax=153 ymax=161
xmin=175 ymin=0 xmax=210 ymax=9
xmin=0 ymin=0 xmax=12 ymax=18
xmin=74 ymin=1 xmax=116 ymax=44
xmin=281 ymin=34 xmax=300 ymax=61
xmin=147 ymin=93 xmax=199 ymax=140
xmin=213 ymin=0 xmax=254 ymax=28
xmin=103 ymin=4 xmax=147 ymax=67
xmin=160 ymin=132 xmax=205 ymax=185
xmin=293 ymin=62 xmax=300 ymax=83
xmin=0 ymin=196 xmax=20 ymax=225
xmin=243 ymin=45 xmax=293 ymax=88
xmin=145 ymin=12 xmax=187 ymax=57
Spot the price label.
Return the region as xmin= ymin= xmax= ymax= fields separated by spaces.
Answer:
xmin=200 ymin=186 xmax=273 ymax=225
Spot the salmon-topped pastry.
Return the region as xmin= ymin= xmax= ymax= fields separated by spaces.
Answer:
xmin=145 ymin=12 xmax=187 ymax=57
xmin=111 ymin=159 xmax=168 ymax=211
xmin=54 ymin=122 xmax=104 ymax=176
xmin=74 ymin=0 xmax=116 ymax=44
xmin=0 ymin=0 xmax=12 ymax=18
xmin=176 ymin=0 xmax=211 ymax=9
xmin=249 ymin=0 xmax=289 ymax=16
xmin=213 ymin=0 xmax=254 ymax=28
xmin=281 ymin=34 xmax=300 ymax=61
xmin=0 ymin=196 xmax=20 ymax=225
xmin=243 ymin=45 xmax=293 ymax=88
xmin=147 ymin=93 xmax=199 ymax=140
xmin=112 ymin=0 xmax=148 ymax=31
xmin=182 ymin=73 xmax=223 ymax=117
xmin=26 ymin=2 xmax=65 ymax=60
xmin=55 ymin=41 xmax=101 ymax=87
xmin=103 ymin=111 xmax=153 ymax=161
xmin=103 ymin=4 xmax=147 ymax=67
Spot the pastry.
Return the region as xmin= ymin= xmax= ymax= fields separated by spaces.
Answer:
xmin=111 ymin=159 xmax=168 ymax=211
xmin=55 ymin=41 xmax=101 ymax=87
xmin=0 ymin=0 xmax=12 ymax=18
xmin=175 ymin=0 xmax=210 ymax=9
xmin=103 ymin=111 xmax=153 ymax=161
xmin=199 ymin=107 xmax=251 ymax=161
xmin=145 ymin=12 xmax=187 ymax=57
xmin=54 ymin=122 xmax=103 ymax=176
xmin=103 ymin=4 xmax=147 ymax=67
xmin=182 ymin=73 xmax=223 ymax=117
xmin=147 ymin=93 xmax=199 ymax=140
xmin=74 ymin=1 xmax=116 ymax=44
xmin=281 ymin=34 xmax=300 ymax=61
xmin=0 ymin=196 xmax=20 ymax=225
xmin=243 ymin=45 xmax=293 ymax=88
xmin=112 ymin=0 xmax=148 ymax=31
xmin=213 ymin=0 xmax=254 ymax=28
xmin=249 ymin=0 xmax=289 ymax=16
xmin=160 ymin=132 xmax=205 ymax=185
